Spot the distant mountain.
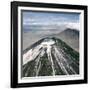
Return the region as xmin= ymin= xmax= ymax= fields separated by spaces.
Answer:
xmin=22 ymin=37 xmax=79 ymax=77
xmin=53 ymin=28 xmax=79 ymax=52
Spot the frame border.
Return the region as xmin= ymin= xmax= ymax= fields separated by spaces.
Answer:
xmin=11 ymin=1 xmax=88 ymax=88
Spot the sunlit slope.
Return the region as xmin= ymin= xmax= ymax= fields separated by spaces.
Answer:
xmin=50 ymin=28 xmax=79 ymax=52
xmin=22 ymin=37 xmax=79 ymax=77
xmin=55 ymin=28 xmax=79 ymax=52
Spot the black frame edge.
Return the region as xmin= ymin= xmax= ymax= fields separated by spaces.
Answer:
xmin=11 ymin=2 xmax=18 ymax=88
xmin=84 ymin=6 xmax=88 ymax=84
xmin=11 ymin=1 xmax=88 ymax=9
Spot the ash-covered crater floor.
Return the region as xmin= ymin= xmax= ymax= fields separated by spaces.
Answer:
xmin=22 ymin=37 xmax=79 ymax=77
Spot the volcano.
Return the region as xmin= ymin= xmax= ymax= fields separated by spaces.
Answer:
xmin=22 ymin=37 xmax=79 ymax=77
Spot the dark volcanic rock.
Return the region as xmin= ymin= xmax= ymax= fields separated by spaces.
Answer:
xmin=22 ymin=37 xmax=79 ymax=77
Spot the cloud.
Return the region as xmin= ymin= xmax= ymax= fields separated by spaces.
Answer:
xmin=24 ymin=22 xmax=80 ymax=36
xmin=23 ymin=12 xmax=80 ymax=26
xmin=65 ymin=22 xmax=80 ymax=30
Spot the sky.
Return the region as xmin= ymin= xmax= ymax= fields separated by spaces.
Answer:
xmin=23 ymin=11 xmax=80 ymax=25
xmin=22 ymin=11 xmax=80 ymax=50
xmin=22 ymin=11 xmax=80 ymax=34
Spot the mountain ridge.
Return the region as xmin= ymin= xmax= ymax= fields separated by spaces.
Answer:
xmin=51 ymin=28 xmax=79 ymax=52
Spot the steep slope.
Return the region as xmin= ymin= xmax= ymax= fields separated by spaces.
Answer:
xmin=53 ymin=28 xmax=79 ymax=52
xmin=22 ymin=37 xmax=79 ymax=77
